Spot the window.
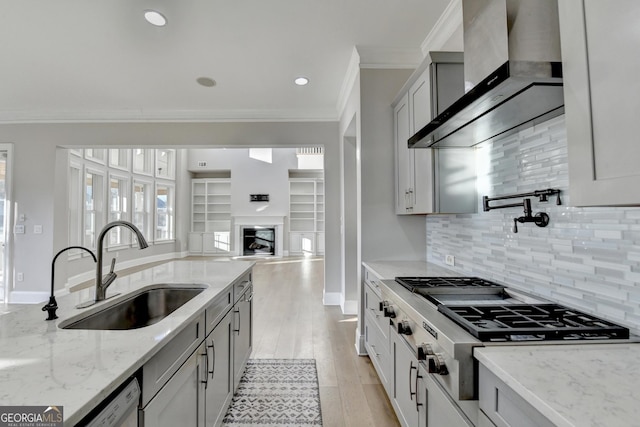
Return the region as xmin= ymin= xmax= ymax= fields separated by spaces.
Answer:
xmin=108 ymin=174 xmax=129 ymax=247
xmin=155 ymin=183 xmax=174 ymax=241
xmin=85 ymin=149 xmax=106 ymax=164
xmin=155 ymin=149 xmax=175 ymax=179
xmin=133 ymin=180 xmax=152 ymax=242
xmin=109 ymin=149 xmax=130 ymax=171
xmin=133 ymin=149 xmax=154 ymax=175
xmin=68 ymin=160 xmax=83 ymax=255
xmin=84 ymin=168 xmax=105 ymax=249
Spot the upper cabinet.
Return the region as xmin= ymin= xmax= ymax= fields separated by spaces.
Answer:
xmin=559 ymin=0 xmax=640 ymax=206
xmin=394 ymin=52 xmax=477 ymax=215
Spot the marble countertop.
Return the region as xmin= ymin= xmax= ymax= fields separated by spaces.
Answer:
xmin=0 ymin=259 xmax=254 ymax=426
xmin=362 ymin=260 xmax=457 ymax=280
xmin=475 ymin=344 xmax=640 ymax=427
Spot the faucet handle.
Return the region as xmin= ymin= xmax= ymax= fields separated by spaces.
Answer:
xmin=513 ymin=218 xmax=519 ymax=233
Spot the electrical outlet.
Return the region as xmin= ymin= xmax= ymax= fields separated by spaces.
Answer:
xmin=16 ymin=272 xmax=24 ymax=282
xmin=445 ymin=254 xmax=455 ymax=267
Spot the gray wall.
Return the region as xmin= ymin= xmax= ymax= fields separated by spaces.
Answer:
xmin=427 ymin=115 xmax=640 ymax=335
xmin=1 ymin=121 xmax=340 ymax=302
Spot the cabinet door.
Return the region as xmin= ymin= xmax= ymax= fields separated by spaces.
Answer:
xmin=395 ymin=93 xmax=412 ymax=214
xmin=205 ymin=310 xmax=233 ymax=427
xmin=233 ymin=288 xmax=253 ymax=390
xmin=392 ymin=327 xmax=419 ymax=427
xmin=141 ymin=345 xmax=205 ymax=427
xmin=188 ymin=232 xmax=203 ymax=254
xmin=559 ymin=0 xmax=640 ymax=206
xmin=418 ymin=366 xmax=474 ymax=427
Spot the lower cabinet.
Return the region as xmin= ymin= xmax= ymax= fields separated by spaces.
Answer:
xmin=478 ymin=364 xmax=554 ymax=427
xmin=204 ymin=310 xmax=234 ymax=426
xmin=417 ymin=365 xmax=474 ymax=427
xmin=139 ymin=271 xmax=253 ymax=427
xmin=391 ymin=324 xmax=420 ymax=427
xmin=233 ymin=283 xmax=253 ymax=391
xmin=140 ymin=343 xmax=205 ymax=426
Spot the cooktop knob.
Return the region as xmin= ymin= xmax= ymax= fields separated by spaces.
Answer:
xmin=417 ymin=343 xmax=434 ymax=361
xmin=427 ymin=354 xmax=448 ymax=375
xmin=397 ymin=320 xmax=412 ymax=335
xmin=383 ymin=305 xmax=396 ymax=318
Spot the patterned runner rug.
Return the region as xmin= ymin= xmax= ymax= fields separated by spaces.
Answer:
xmin=222 ymin=359 xmax=323 ymax=426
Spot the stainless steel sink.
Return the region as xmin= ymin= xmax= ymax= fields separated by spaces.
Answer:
xmin=60 ymin=285 xmax=206 ymax=330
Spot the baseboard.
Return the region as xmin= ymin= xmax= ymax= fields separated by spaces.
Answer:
xmin=323 ymin=291 xmax=341 ymax=306
xmin=9 ymin=291 xmax=49 ymax=304
xmin=355 ymin=328 xmax=367 ymax=356
xmin=341 ymin=299 xmax=358 ymax=316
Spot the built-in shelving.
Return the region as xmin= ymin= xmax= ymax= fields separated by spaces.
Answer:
xmin=189 ymin=178 xmax=232 ymax=255
xmin=288 ymin=172 xmax=324 ymax=255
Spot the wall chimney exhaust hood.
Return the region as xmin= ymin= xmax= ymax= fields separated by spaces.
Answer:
xmin=409 ymin=0 xmax=563 ymax=149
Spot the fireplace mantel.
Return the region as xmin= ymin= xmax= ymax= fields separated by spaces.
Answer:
xmin=233 ymin=216 xmax=285 ymax=256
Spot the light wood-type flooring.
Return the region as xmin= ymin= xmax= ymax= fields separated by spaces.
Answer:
xmin=250 ymin=256 xmax=400 ymax=427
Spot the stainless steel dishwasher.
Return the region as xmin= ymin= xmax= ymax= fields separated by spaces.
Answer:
xmin=83 ymin=377 xmax=140 ymax=427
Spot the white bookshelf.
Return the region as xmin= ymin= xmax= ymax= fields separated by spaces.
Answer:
xmin=288 ymin=175 xmax=324 ymax=255
xmin=189 ymin=178 xmax=232 ymax=255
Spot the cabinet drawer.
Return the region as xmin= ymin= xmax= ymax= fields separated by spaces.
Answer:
xmin=141 ymin=312 xmax=205 ymax=406
xmin=364 ymin=319 xmax=391 ymax=392
xmin=479 ymin=364 xmax=554 ymax=427
xmin=364 ymin=282 xmax=388 ymax=340
xmin=205 ymin=289 xmax=232 ymax=336
xmin=233 ymin=272 xmax=252 ymax=303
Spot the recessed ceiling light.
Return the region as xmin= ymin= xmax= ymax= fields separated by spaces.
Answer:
xmin=144 ymin=10 xmax=167 ymax=27
xmin=196 ymin=77 xmax=217 ymax=87
xmin=294 ymin=77 xmax=309 ymax=86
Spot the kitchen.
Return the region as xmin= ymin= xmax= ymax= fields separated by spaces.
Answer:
xmin=1 ymin=0 xmax=640 ymax=426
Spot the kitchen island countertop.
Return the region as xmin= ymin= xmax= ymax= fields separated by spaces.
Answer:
xmin=475 ymin=344 xmax=640 ymax=427
xmin=0 ymin=259 xmax=254 ymax=426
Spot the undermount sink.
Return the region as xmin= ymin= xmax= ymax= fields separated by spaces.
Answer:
xmin=60 ymin=285 xmax=207 ymax=330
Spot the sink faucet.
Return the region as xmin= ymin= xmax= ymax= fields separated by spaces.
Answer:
xmin=94 ymin=221 xmax=149 ymax=302
xmin=43 ymin=246 xmax=96 ymax=320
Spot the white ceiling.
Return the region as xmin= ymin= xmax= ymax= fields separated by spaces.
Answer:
xmin=0 ymin=0 xmax=452 ymax=123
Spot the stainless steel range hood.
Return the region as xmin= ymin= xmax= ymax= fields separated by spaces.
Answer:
xmin=409 ymin=0 xmax=563 ymax=148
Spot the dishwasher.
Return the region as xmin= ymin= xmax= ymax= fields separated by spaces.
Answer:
xmin=82 ymin=377 xmax=140 ymax=427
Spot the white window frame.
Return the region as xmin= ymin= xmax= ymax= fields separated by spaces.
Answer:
xmin=84 ymin=148 xmax=107 ymax=165
xmin=154 ymin=182 xmax=175 ymax=242
xmin=69 ymin=148 xmax=83 ymax=157
xmin=83 ymin=166 xmax=106 ymax=250
xmin=107 ymin=172 xmax=130 ymax=249
xmin=155 ymin=149 xmax=176 ymax=180
xmin=132 ymin=178 xmax=153 ymax=245
xmin=68 ymin=159 xmax=83 ymax=259
xmin=108 ymin=149 xmax=131 ymax=171
xmin=133 ymin=148 xmax=155 ymax=176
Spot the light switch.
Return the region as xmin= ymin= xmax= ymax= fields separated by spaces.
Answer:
xmin=18 ymin=214 xmax=25 ymax=222
xmin=34 ymin=225 xmax=43 ymax=234
xmin=14 ymin=225 xmax=25 ymax=234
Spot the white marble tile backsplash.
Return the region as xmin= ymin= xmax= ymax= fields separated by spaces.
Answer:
xmin=426 ymin=115 xmax=640 ymax=334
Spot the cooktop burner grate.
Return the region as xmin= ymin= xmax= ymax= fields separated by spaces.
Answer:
xmin=395 ymin=276 xmax=503 ymax=289
xmin=438 ymin=304 xmax=630 ymax=342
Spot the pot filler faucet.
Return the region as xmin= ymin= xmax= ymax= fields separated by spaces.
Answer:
xmin=77 ymin=221 xmax=149 ymax=308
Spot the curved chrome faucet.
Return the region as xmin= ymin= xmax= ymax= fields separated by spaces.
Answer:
xmin=94 ymin=221 xmax=149 ymax=302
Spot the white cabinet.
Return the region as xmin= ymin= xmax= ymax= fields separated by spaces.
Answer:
xmin=478 ymin=364 xmax=554 ymax=427
xmin=394 ymin=52 xmax=476 ymax=215
xmin=391 ymin=326 xmax=420 ymax=427
xmin=140 ymin=344 xmax=205 ymax=427
xmin=204 ymin=310 xmax=233 ymax=427
xmin=363 ymin=280 xmax=391 ymax=395
xmin=417 ymin=365 xmax=474 ymax=427
xmin=559 ymin=0 xmax=640 ymax=206
xmin=232 ymin=275 xmax=253 ymax=391
xmin=189 ymin=179 xmax=232 ymax=255
xmin=289 ymin=177 xmax=324 ymax=255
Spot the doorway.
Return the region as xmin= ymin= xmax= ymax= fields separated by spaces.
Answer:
xmin=0 ymin=145 xmax=13 ymax=303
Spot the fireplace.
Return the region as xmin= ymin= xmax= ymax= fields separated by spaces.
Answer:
xmin=242 ymin=227 xmax=275 ymax=256
xmin=233 ymin=216 xmax=285 ymax=257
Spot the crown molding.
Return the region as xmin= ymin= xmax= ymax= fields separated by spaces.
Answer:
xmin=356 ymin=46 xmax=423 ymax=69
xmin=421 ymin=0 xmax=463 ymax=54
xmin=0 ymin=108 xmax=339 ymax=124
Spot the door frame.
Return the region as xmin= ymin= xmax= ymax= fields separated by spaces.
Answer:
xmin=0 ymin=144 xmax=14 ymax=303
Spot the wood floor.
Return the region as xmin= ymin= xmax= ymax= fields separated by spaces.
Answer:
xmin=250 ymin=256 xmax=400 ymax=427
